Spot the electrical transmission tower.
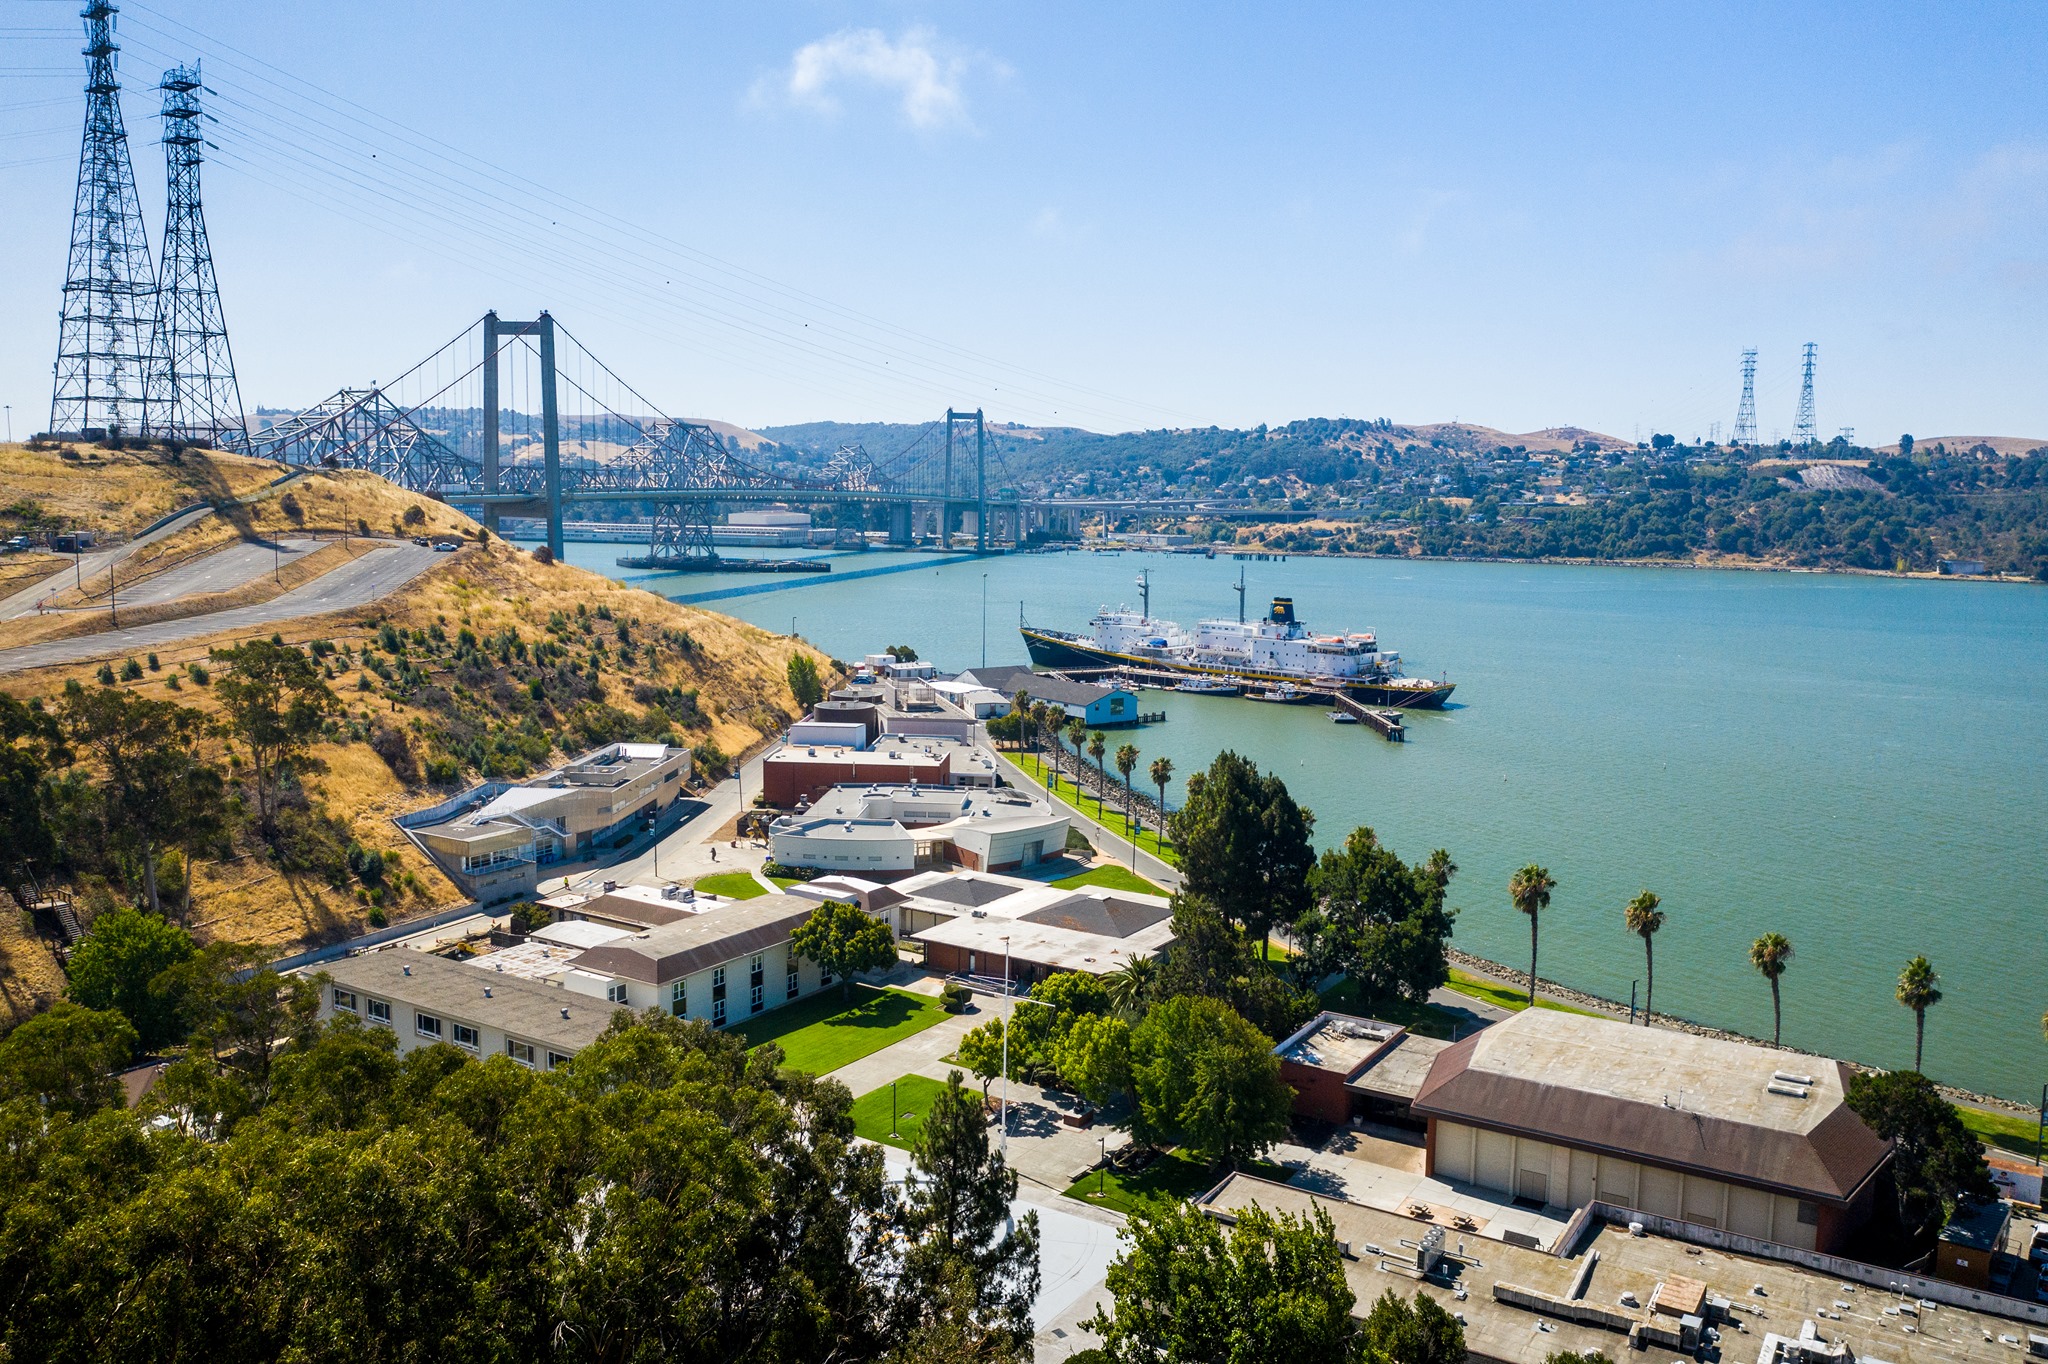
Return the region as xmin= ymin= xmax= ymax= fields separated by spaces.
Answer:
xmin=1793 ymin=342 xmax=1818 ymax=448
xmin=146 ymin=64 xmax=245 ymax=448
xmin=50 ymin=1 xmax=157 ymax=439
xmin=1732 ymin=347 xmax=1758 ymax=447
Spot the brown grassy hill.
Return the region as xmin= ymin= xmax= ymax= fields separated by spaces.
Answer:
xmin=0 ymin=445 xmax=832 ymax=1025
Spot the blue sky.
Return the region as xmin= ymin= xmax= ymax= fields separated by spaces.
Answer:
xmin=3 ymin=1 xmax=2045 ymax=440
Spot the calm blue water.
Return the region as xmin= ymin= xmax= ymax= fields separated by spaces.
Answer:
xmin=552 ymin=538 xmax=2048 ymax=1102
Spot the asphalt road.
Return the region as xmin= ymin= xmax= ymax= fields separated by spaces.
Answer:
xmin=0 ymin=504 xmax=217 ymax=621
xmin=114 ymin=537 xmax=323 ymax=606
xmin=0 ymin=542 xmax=444 ymax=673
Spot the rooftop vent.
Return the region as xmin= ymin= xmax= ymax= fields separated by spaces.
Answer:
xmin=603 ymin=880 xmax=618 ymax=892
xmin=1773 ymin=1069 xmax=1815 ymax=1086
xmin=560 ymin=1007 xmax=570 ymax=1019
xmin=483 ymin=986 xmax=492 ymax=998
xmin=402 ymin=964 xmax=412 ymax=976
xmin=1766 ymin=1081 xmax=1811 ymax=1099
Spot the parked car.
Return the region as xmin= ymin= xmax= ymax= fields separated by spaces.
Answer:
xmin=411 ymin=536 xmax=430 ymax=547
xmin=432 ymin=541 xmax=459 ymax=552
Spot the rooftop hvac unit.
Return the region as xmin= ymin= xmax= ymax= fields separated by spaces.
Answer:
xmin=1767 ymin=1081 xmax=1811 ymax=1099
xmin=1773 ymin=1070 xmax=1815 ymax=1086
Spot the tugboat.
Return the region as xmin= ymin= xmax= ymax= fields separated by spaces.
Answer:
xmin=1020 ymin=570 xmax=1454 ymax=709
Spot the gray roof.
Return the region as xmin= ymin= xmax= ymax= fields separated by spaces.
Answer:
xmin=568 ymin=893 xmax=820 ymax=986
xmin=916 ymin=876 xmax=1028 ymax=909
xmin=1019 ymin=892 xmax=1172 ymax=938
xmin=961 ymin=667 xmax=1133 ymax=709
xmin=1411 ymin=1010 xmax=1890 ymax=1205
xmin=322 ymin=951 xmax=621 ymax=1053
xmin=571 ymin=892 xmax=694 ymax=929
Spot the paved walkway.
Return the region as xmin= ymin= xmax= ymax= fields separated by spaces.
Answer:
xmin=991 ymin=749 xmax=1181 ymax=890
xmin=0 ymin=541 xmax=441 ymax=673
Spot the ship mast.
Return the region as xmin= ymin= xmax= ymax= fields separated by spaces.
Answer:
xmin=1234 ymin=565 xmax=1246 ymax=623
xmin=1136 ymin=568 xmax=1150 ymax=623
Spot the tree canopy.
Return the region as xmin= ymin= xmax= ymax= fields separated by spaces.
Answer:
xmin=789 ymin=899 xmax=896 ymax=1001
xmin=1845 ymin=1069 xmax=1996 ymax=1244
xmin=1297 ymin=828 xmax=1457 ymax=1005
xmin=1170 ymin=751 xmax=1316 ymax=956
xmin=0 ymin=1009 xmax=1042 ymax=1363
xmin=1129 ymin=994 xmax=1292 ymax=1168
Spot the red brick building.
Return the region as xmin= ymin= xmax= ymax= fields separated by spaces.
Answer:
xmin=761 ymin=744 xmax=949 ymax=807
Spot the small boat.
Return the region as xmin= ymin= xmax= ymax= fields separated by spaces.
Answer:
xmin=1328 ymin=710 xmax=1359 ymax=724
xmin=1174 ymin=676 xmax=1242 ymax=696
xmin=1246 ymin=682 xmax=1313 ymax=704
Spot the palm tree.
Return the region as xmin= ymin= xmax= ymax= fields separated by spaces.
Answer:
xmin=1623 ymin=890 xmax=1664 ymax=1025
xmin=1508 ymin=864 xmax=1555 ymax=1007
xmin=1748 ymin=932 xmax=1793 ymax=1046
xmin=1087 ymin=731 xmax=1108 ymax=816
xmin=1896 ymin=955 xmax=1942 ymax=1073
xmin=1013 ymin=689 xmax=1033 ymax=753
xmin=1149 ymin=755 xmax=1174 ymax=826
xmin=1035 ymin=703 xmax=1061 ymax=778
xmin=1064 ymin=715 xmax=1086 ymax=780
xmin=1108 ymin=956 xmax=1158 ymax=1015
xmin=1114 ymin=742 xmax=1140 ymax=833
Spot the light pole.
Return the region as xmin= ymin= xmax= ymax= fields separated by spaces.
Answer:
xmin=1130 ymin=815 xmax=1140 ymax=869
xmin=981 ymin=572 xmax=988 ymax=669
xmin=1000 ymin=933 xmax=1011 ymax=1161
xmin=1098 ymin=1135 xmax=1107 ymax=1199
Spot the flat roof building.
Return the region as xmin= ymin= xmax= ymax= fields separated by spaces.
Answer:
xmin=1412 ymin=1009 xmax=1891 ymax=1253
xmin=889 ymin=868 xmax=1174 ymax=984
xmin=318 ymin=950 xmax=619 ymax=1070
xmin=768 ymin=785 xmax=1066 ymax=877
xmin=762 ymin=743 xmax=950 ymax=807
xmin=401 ymin=741 xmax=692 ymax=902
xmin=957 ymin=666 xmax=1141 ymax=729
xmin=1271 ymin=1012 xmax=1454 ymax=1127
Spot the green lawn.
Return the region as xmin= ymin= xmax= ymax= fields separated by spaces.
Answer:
xmin=694 ymin=871 xmax=768 ymax=900
xmin=1959 ymin=1102 xmax=2046 ymax=1163
xmin=850 ymin=1074 xmax=956 ymax=1151
xmin=767 ymin=875 xmax=804 ymax=889
xmin=1062 ymin=1148 xmax=1291 ymax=1217
xmin=1012 ymin=753 xmax=1180 ymax=866
xmin=732 ymin=983 xmax=951 ymax=1074
xmin=1052 ymin=863 xmax=1167 ymax=896
xmin=1442 ymin=967 xmax=1601 ymax=1018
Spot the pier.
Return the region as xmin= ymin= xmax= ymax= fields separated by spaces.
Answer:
xmin=1045 ymin=665 xmax=1404 ymax=740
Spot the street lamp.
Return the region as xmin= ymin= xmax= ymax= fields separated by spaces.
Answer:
xmin=1098 ymin=1135 xmax=1107 ymax=1199
xmin=1000 ymin=933 xmax=1011 ymax=1161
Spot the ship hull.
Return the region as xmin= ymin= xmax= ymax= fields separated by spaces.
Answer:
xmin=1021 ymin=627 xmax=1455 ymax=709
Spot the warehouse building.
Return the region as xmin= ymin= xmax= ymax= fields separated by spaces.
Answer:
xmin=1411 ymin=1009 xmax=1891 ymax=1253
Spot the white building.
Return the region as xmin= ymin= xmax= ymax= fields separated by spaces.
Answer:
xmin=768 ymin=785 xmax=1067 ymax=875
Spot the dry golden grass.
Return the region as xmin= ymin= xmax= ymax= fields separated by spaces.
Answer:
xmin=0 ymin=552 xmax=68 ymax=598
xmin=0 ymin=906 xmax=66 ymax=1024
xmin=0 ymin=441 xmax=282 ymax=534
xmin=0 ymin=468 xmax=835 ymax=1019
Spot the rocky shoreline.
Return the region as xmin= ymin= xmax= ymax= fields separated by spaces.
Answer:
xmin=1444 ymin=947 xmax=2039 ymax=1119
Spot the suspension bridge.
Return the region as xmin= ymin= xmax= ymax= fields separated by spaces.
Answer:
xmin=244 ymin=310 xmax=1080 ymax=567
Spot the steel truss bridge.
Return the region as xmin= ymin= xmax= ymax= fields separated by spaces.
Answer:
xmin=247 ymin=310 xmax=1083 ymax=565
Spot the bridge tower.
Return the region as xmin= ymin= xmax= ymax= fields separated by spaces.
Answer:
xmin=479 ymin=312 xmax=562 ymax=555
xmin=941 ymin=408 xmax=987 ymax=552
xmin=50 ymin=1 xmax=156 ymax=439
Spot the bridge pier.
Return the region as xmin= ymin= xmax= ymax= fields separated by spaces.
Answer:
xmin=888 ymin=503 xmax=911 ymax=547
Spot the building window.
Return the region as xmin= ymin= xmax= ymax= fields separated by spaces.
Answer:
xmin=819 ymin=968 xmax=834 ymax=988
xmin=712 ymin=967 xmax=726 ymax=1002
xmin=786 ymin=968 xmax=800 ymax=1000
xmin=750 ymin=982 xmax=765 ymax=1013
xmin=750 ymin=956 xmax=765 ymax=1014
xmin=453 ymin=1023 xmax=480 ymax=1050
xmin=366 ymin=998 xmax=391 ymax=1024
xmin=332 ymin=988 xmax=358 ymax=1012
xmin=1796 ymin=1201 xmax=1820 ymax=1226
xmin=606 ymin=981 xmax=629 ymax=1004
xmin=415 ymin=1013 xmax=442 ymax=1040
xmin=506 ymin=1039 xmax=535 ymax=1067
xmin=670 ymin=979 xmax=687 ymax=1016
xmin=546 ymin=1052 xmax=570 ymax=1071
xmin=713 ymin=996 xmax=727 ymax=1026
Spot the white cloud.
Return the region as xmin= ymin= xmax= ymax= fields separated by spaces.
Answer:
xmin=768 ymin=27 xmax=974 ymax=131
